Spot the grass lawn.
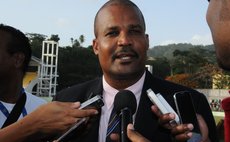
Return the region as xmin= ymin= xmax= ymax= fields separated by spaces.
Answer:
xmin=213 ymin=111 xmax=225 ymax=124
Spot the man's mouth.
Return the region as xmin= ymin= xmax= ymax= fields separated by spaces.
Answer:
xmin=120 ymin=56 xmax=132 ymax=60
xmin=112 ymin=46 xmax=139 ymax=62
xmin=113 ymin=52 xmax=138 ymax=62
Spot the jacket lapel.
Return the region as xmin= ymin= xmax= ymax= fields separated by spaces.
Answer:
xmin=134 ymin=71 xmax=171 ymax=141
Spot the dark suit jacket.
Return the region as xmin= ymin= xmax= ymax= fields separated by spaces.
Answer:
xmin=53 ymin=71 xmax=218 ymax=142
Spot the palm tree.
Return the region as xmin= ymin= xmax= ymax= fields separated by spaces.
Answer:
xmin=79 ymin=35 xmax=85 ymax=45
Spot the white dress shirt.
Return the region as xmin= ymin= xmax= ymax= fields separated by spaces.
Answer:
xmin=98 ymin=71 xmax=146 ymax=142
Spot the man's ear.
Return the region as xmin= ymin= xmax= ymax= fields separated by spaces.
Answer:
xmin=145 ymin=34 xmax=149 ymax=50
xmin=13 ymin=52 xmax=25 ymax=68
xmin=93 ymin=39 xmax=99 ymax=55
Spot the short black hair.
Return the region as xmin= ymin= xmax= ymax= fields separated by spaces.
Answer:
xmin=94 ymin=0 xmax=146 ymax=37
xmin=0 ymin=24 xmax=31 ymax=74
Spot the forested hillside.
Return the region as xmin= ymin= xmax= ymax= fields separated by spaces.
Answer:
xmin=146 ymin=43 xmax=230 ymax=89
xmin=148 ymin=43 xmax=215 ymax=62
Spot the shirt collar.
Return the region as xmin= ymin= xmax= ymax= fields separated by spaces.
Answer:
xmin=102 ymin=71 xmax=146 ymax=109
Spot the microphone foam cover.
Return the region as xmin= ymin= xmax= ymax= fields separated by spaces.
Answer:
xmin=113 ymin=90 xmax=137 ymax=115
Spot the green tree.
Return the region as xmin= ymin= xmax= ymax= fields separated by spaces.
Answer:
xmin=57 ymin=46 xmax=101 ymax=90
xmin=192 ymin=64 xmax=219 ymax=88
xmin=146 ymin=57 xmax=170 ymax=78
xmin=26 ymin=33 xmax=47 ymax=58
xmin=79 ymin=35 xmax=85 ymax=45
xmin=73 ymin=39 xmax=80 ymax=48
xmin=71 ymin=35 xmax=85 ymax=48
xmin=49 ymin=34 xmax=60 ymax=42
xmin=70 ymin=38 xmax=74 ymax=47
xmin=171 ymin=48 xmax=208 ymax=75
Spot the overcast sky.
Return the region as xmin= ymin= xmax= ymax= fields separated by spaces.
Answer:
xmin=0 ymin=0 xmax=212 ymax=48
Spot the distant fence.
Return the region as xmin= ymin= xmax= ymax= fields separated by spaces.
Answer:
xmin=196 ymin=89 xmax=229 ymax=101
xmin=196 ymin=89 xmax=229 ymax=111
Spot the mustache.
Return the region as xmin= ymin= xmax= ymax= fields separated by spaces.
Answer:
xmin=112 ymin=46 xmax=139 ymax=60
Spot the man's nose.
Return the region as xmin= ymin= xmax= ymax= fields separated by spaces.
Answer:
xmin=117 ymin=32 xmax=132 ymax=46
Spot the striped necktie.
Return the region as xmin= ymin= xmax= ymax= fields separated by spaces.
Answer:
xmin=106 ymin=108 xmax=121 ymax=142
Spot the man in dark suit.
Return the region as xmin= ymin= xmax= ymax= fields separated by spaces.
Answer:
xmin=54 ymin=0 xmax=218 ymax=141
xmin=207 ymin=0 xmax=230 ymax=141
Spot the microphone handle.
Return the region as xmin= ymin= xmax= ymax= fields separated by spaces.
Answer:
xmin=120 ymin=108 xmax=132 ymax=142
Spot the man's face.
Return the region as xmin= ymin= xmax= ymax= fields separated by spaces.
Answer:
xmin=0 ymin=31 xmax=15 ymax=80
xmin=207 ymin=0 xmax=230 ymax=71
xmin=93 ymin=4 xmax=149 ymax=81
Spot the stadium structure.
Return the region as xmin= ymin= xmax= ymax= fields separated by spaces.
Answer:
xmin=23 ymin=40 xmax=59 ymax=98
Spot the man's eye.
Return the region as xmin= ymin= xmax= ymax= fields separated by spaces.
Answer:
xmin=105 ymin=31 xmax=118 ymax=36
xmin=130 ymin=29 xmax=142 ymax=34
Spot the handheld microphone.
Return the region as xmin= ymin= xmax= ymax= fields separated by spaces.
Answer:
xmin=113 ymin=90 xmax=137 ymax=142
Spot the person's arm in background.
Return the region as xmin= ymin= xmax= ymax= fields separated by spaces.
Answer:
xmin=206 ymin=0 xmax=230 ymax=70
xmin=0 ymin=101 xmax=98 ymax=142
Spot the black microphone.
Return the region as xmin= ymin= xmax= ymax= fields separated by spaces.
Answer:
xmin=113 ymin=90 xmax=137 ymax=142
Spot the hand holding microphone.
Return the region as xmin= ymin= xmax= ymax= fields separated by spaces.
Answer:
xmin=126 ymin=124 xmax=151 ymax=142
xmin=55 ymin=95 xmax=104 ymax=142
